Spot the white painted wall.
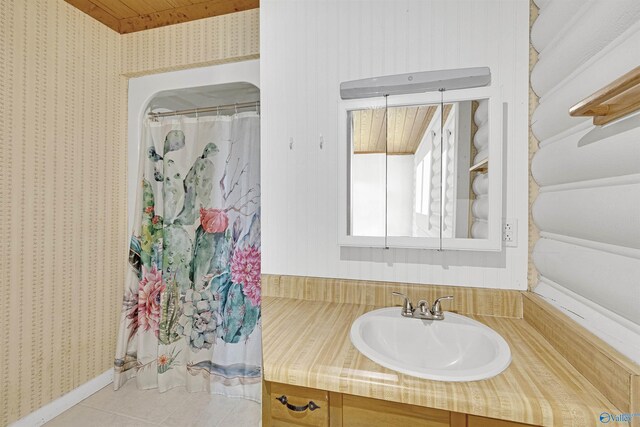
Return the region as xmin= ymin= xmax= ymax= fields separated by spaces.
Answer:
xmin=531 ymin=0 xmax=640 ymax=363
xmin=387 ymin=155 xmax=415 ymax=237
xmin=351 ymin=154 xmax=414 ymax=237
xmin=260 ymin=0 xmax=529 ymax=289
xmin=351 ymin=153 xmax=386 ymax=237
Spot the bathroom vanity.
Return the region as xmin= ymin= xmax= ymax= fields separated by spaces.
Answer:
xmin=261 ymin=275 xmax=633 ymax=427
xmin=263 ymin=381 xmax=533 ymax=426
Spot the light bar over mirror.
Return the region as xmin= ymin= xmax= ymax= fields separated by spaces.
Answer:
xmin=340 ymin=67 xmax=491 ymax=100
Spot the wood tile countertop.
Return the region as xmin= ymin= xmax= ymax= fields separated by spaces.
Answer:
xmin=262 ymin=297 xmax=618 ymax=427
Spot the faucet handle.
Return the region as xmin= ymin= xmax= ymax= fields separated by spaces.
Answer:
xmin=392 ymin=292 xmax=414 ymax=316
xmin=431 ymin=296 xmax=454 ymax=317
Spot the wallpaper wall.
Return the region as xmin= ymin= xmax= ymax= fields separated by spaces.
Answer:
xmin=120 ymin=9 xmax=259 ymax=77
xmin=0 ymin=1 xmax=125 ymax=425
xmin=0 ymin=1 xmax=259 ymax=425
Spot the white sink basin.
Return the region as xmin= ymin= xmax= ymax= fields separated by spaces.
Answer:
xmin=350 ymin=307 xmax=511 ymax=382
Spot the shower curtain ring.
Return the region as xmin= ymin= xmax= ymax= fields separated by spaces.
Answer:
xmin=235 ymin=104 xmax=238 ymax=114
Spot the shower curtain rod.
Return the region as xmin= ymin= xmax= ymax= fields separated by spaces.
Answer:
xmin=148 ymin=100 xmax=260 ymax=119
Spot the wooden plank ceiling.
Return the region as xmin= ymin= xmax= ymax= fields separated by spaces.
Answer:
xmin=352 ymin=105 xmax=438 ymax=155
xmin=65 ymin=0 xmax=259 ymax=34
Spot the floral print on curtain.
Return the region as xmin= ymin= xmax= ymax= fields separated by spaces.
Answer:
xmin=115 ymin=112 xmax=262 ymax=402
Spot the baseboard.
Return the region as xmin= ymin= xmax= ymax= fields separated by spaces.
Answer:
xmin=9 ymin=369 xmax=113 ymax=427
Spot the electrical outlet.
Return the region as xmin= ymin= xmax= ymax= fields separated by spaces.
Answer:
xmin=503 ymin=219 xmax=517 ymax=247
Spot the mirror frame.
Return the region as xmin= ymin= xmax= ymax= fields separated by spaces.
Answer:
xmin=338 ymin=86 xmax=503 ymax=251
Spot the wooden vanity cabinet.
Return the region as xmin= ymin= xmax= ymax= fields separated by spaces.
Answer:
xmin=266 ymin=382 xmax=330 ymax=426
xmin=263 ymin=382 xmax=536 ymax=427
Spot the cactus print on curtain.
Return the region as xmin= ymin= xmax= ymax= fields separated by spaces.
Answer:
xmin=114 ymin=112 xmax=262 ymax=402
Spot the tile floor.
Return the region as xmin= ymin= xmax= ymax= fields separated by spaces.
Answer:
xmin=44 ymin=380 xmax=261 ymax=427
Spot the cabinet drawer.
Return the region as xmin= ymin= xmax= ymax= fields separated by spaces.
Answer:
xmin=269 ymin=383 xmax=329 ymax=427
xmin=342 ymin=394 xmax=450 ymax=427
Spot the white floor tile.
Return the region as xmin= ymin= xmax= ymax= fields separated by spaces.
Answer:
xmin=44 ymin=405 xmax=157 ymax=427
xmin=81 ymin=381 xmax=192 ymax=424
xmin=161 ymin=394 xmax=260 ymax=427
xmin=217 ymin=398 xmax=261 ymax=427
xmin=43 ymin=382 xmax=261 ymax=427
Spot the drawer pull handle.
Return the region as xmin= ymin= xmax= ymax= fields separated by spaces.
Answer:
xmin=276 ymin=395 xmax=320 ymax=412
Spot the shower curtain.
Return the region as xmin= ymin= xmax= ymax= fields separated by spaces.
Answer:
xmin=114 ymin=112 xmax=262 ymax=402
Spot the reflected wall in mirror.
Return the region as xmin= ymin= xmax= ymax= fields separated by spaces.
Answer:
xmin=348 ymin=97 xmax=492 ymax=243
xmin=348 ymin=106 xmax=387 ymax=237
xmin=349 ymin=104 xmax=439 ymax=237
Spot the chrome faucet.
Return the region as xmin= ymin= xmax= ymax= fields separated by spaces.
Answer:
xmin=392 ymin=292 xmax=414 ymax=317
xmin=392 ymin=292 xmax=453 ymax=320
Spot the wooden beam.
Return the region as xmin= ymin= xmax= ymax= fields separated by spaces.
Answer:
xmin=118 ymin=0 xmax=259 ymax=34
xmin=469 ymin=158 xmax=488 ymax=172
xmin=593 ymin=84 xmax=640 ymax=125
xmin=64 ymin=0 xmax=121 ymax=33
xmin=570 ymin=66 xmax=640 ymax=125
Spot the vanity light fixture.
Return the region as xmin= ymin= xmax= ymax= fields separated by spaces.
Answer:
xmin=339 ymin=67 xmax=491 ymax=99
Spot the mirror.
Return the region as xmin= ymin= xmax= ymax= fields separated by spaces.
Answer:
xmin=341 ymin=89 xmax=501 ymax=251
xmin=385 ymin=100 xmax=489 ymax=240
